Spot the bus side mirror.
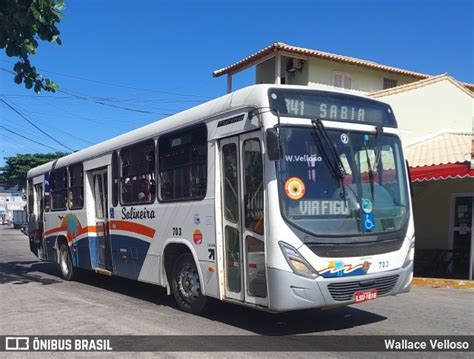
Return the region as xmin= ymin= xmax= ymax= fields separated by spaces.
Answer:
xmin=266 ymin=128 xmax=282 ymax=161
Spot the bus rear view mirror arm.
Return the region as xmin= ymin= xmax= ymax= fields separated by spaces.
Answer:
xmin=266 ymin=128 xmax=283 ymax=161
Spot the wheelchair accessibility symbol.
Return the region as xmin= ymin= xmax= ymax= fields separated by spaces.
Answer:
xmin=363 ymin=213 xmax=376 ymax=232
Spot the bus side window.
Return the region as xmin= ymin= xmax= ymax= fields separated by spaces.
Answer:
xmin=51 ymin=168 xmax=68 ymax=211
xmin=119 ymin=139 xmax=155 ymax=205
xmin=243 ymin=138 xmax=264 ymax=235
xmin=68 ymin=163 xmax=84 ymax=210
xmin=44 ymin=173 xmax=50 ymax=212
xmin=34 ymin=184 xmax=44 ymax=218
xmin=27 ymin=179 xmax=34 ymax=215
xmin=112 ymin=151 xmax=119 ymax=206
xmin=158 ymin=124 xmax=207 ymax=201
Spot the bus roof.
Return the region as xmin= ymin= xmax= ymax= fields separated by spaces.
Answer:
xmin=27 ymin=84 xmax=374 ymax=178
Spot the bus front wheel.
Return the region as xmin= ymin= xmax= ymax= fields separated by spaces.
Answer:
xmin=171 ymin=253 xmax=207 ymax=314
xmin=59 ymin=243 xmax=76 ymax=281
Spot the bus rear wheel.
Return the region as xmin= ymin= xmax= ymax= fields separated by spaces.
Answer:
xmin=171 ymin=253 xmax=207 ymax=314
xmin=59 ymin=243 xmax=76 ymax=281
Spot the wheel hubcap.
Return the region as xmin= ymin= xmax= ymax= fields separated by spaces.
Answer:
xmin=178 ymin=265 xmax=200 ymax=301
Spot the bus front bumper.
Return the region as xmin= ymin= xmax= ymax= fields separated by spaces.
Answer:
xmin=267 ymin=261 xmax=413 ymax=312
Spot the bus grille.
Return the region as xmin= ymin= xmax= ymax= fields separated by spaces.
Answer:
xmin=327 ymin=275 xmax=399 ymax=302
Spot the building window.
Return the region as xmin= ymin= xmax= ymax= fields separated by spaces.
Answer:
xmin=50 ymin=168 xmax=67 ymax=211
xmin=383 ymin=78 xmax=398 ymax=89
xmin=68 ymin=163 xmax=84 ymax=209
xmin=333 ymin=72 xmax=352 ymax=89
xmin=112 ymin=151 xmax=119 ymax=206
xmin=120 ymin=139 xmax=156 ymax=205
xmin=158 ymin=124 xmax=207 ymax=201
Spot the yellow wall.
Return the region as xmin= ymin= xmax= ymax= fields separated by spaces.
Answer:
xmin=256 ymin=57 xmax=275 ymax=84
xmin=307 ymin=58 xmax=417 ymax=92
xmin=256 ymin=56 xmax=308 ymax=86
xmin=256 ymin=56 xmax=419 ymax=92
xmin=412 ymin=178 xmax=474 ymax=250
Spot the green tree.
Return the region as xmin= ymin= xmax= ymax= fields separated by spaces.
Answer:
xmin=0 ymin=152 xmax=68 ymax=189
xmin=0 ymin=0 xmax=64 ymax=93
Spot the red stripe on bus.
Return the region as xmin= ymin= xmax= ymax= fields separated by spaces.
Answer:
xmin=109 ymin=220 xmax=156 ymax=239
xmin=44 ymin=226 xmax=66 ymax=236
xmin=44 ymin=221 xmax=155 ymax=240
xmin=79 ymin=226 xmax=97 ymax=235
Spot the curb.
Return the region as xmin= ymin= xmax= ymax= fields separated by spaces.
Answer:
xmin=412 ymin=277 xmax=474 ymax=289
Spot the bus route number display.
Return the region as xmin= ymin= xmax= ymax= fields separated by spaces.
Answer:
xmin=285 ymin=98 xmax=366 ymax=122
xmin=269 ymin=89 xmax=396 ymax=127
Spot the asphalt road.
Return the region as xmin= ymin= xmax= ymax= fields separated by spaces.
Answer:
xmin=0 ymin=226 xmax=472 ymax=357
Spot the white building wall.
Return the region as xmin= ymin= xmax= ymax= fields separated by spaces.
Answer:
xmin=0 ymin=193 xmax=26 ymax=222
xmin=374 ymin=79 xmax=473 ymax=146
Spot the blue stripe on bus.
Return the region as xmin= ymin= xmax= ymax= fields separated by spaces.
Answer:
xmin=110 ymin=234 xmax=151 ymax=280
xmin=43 ymin=234 xmax=151 ymax=280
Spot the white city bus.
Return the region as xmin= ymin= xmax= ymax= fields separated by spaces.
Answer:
xmin=27 ymin=84 xmax=414 ymax=314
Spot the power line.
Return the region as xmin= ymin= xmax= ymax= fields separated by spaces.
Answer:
xmin=9 ymin=99 xmax=95 ymax=146
xmin=1 ymin=67 xmax=195 ymax=115
xmin=0 ymin=132 xmax=41 ymax=152
xmin=30 ymin=97 xmax=142 ymax=128
xmin=0 ymin=97 xmax=75 ymax=151
xmin=0 ymin=62 xmax=212 ymax=99
xmin=0 ymin=125 xmax=61 ymax=151
xmin=0 ymin=93 xmax=204 ymax=105
xmin=2 ymin=111 xmax=94 ymax=147
xmin=58 ymin=89 xmax=174 ymax=116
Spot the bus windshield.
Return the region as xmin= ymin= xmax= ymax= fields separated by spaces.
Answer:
xmin=275 ymin=126 xmax=409 ymax=237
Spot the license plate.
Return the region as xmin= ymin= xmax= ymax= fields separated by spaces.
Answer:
xmin=354 ymin=289 xmax=378 ymax=303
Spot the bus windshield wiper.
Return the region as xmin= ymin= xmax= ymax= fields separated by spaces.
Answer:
xmin=372 ymin=125 xmax=384 ymax=173
xmin=310 ymin=119 xmax=347 ymax=198
xmin=364 ymin=126 xmax=383 ymax=201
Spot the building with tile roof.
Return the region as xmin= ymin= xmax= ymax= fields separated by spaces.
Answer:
xmin=405 ymin=132 xmax=473 ymax=169
xmin=213 ymin=42 xmax=474 ymax=94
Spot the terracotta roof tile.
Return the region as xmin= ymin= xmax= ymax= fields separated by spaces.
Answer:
xmin=405 ymin=132 xmax=473 ymax=167
xmin=370 ymin=74 xmax=474 ymax=98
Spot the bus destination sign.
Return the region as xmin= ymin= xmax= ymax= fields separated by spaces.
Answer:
xmin=269 ymin=88 xmax=397 ymax=127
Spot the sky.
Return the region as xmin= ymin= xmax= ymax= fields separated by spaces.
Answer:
xmin=0 ymin=0 xmax=473 ymax=166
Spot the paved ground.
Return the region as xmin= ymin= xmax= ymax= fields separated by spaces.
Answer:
xmin=0 ymin=227 xmax=472 ymax=357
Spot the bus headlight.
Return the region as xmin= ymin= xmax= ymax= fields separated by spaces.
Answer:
xmin=279 ymin=241 xmax=318 ymax=278
xmin=403 ymin=238 xmax=415 ymax=267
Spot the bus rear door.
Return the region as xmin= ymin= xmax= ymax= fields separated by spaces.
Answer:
xmin=91 ymin=168 xmax=113 ymax=273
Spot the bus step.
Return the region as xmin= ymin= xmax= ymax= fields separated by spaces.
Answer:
xmin=95 ymin=268 xmax=112 ymax=276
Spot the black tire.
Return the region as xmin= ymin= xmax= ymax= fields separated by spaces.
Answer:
xmin=171 ymin=253 xmax=207 ymax=314
xmin=58 ymin=243 xmax=77 ymax=281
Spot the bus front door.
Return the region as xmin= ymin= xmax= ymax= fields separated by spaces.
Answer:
xmin=91 ymin=168 xmax=113 ymax=272
xmin=220 ymin=133 xmax=267 ymax=306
